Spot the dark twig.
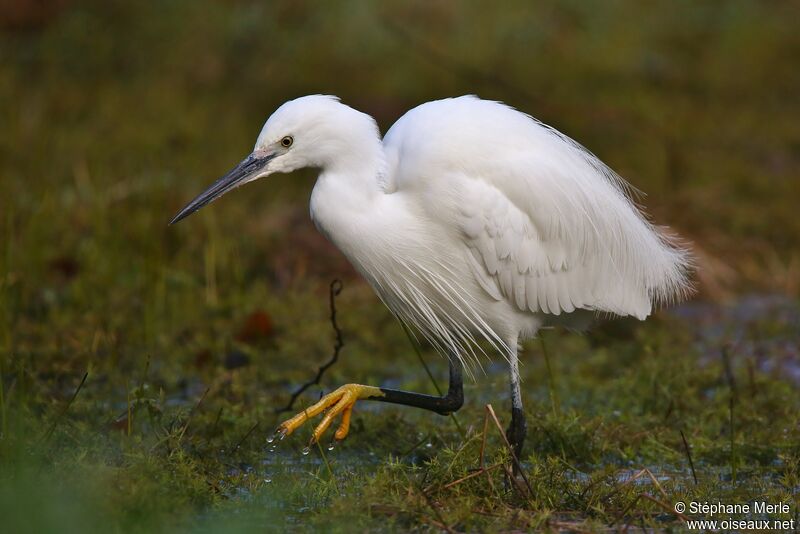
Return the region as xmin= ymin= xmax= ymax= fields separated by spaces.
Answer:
xmin=721 ymin=345 xmax=738 ymax=484
xmin=276 ymin=280 xmax=344 ymax=414
xmin=231 ymin=421 xmax=259 ymax=451
xmin=414 ymin=481 xmax=456 ymax=534
xmin=611 ymin=493 xmax=642 ymax=531
xmin=210 ymin=406 xmax=223 ymax=435
xmin=177 ymin=387 xmax=210 ymax=442
xmin=721 ymin=344 xmax=737 ymax=396
xmin=44 ymin=371 xmax=88 ymax=441
xmin=441 ymin=463 xmax=503 ymax=490
xmin=679 ymin=429 xmax=698 ymax=485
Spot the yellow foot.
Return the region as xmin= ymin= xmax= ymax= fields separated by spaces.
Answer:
xmin=277 ymin=384 xmax=385 ymax=444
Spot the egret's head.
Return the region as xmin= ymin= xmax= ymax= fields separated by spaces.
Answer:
xmin=170 ymin=95 xmax=379 ymax=225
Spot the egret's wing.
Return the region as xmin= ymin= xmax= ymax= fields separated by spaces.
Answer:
xmin=384 ymin=96 xmax=691 ymax=320
xmin=457 ymin=172 xmax=643 ymax=318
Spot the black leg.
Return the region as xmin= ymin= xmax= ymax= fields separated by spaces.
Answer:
xmin=506 ymin=407 xmax=527 ymax=460
xmin=369 ymin=357 xmax=463 ymax=415
xmin=276 ymin=359 xmax=463 ymax=443
xmin=506 ymin=349 xmax=527 ymax=461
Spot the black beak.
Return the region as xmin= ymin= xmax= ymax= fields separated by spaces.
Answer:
xmin=169 ymin=152 xmax=275 ymax=225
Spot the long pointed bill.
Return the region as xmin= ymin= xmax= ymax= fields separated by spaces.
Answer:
xmin=169 ymin=152 xmax=275 ymax=225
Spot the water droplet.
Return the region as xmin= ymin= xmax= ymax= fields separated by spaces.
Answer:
xmin=263 ymin=478 xmax=272 ymax=484
xmin=269 ymin=445 xmax=277 ymax=453
xmin=327 ymin=442 xmax=335 ymax=451
xmin=266 ymin=435 xmax=275 ymax=444
xmin=426 ymin=442 xmax=433 ymax=448
xmin=301 ymin=446 xmax=310 ymax=456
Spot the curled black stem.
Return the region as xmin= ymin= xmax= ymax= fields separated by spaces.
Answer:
xmin=276 ymin=279 xmax=344 ymax=414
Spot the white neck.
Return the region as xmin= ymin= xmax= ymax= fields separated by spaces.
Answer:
xmin=309 ymin=141 xmax=388 ymax=251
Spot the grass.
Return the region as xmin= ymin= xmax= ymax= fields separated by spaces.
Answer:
xmin=5 ymin=315 xmax=798 ymax=532
xmin=1 ymin=0 xmax=799 ymax=531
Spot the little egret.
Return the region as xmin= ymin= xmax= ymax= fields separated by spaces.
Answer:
xmin=171 ymin=95 xmax=691 ymax=456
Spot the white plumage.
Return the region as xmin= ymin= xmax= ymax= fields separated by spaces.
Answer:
xmin=175 ymin=95 xmax=692 ymax=369
xmin=171 ymin=94 xmax=693 ymax=448
xmin=293 ymin=95 xmax=692 ymax=370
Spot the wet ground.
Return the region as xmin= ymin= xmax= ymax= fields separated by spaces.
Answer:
xmin=198 ymin=293 xmax=799 ymax=530
xmin=672 ymin=294 xmax=800 ymax=384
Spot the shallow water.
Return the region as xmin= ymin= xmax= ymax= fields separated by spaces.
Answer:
xmin=671 ymin=294 xmax=800 ymax=383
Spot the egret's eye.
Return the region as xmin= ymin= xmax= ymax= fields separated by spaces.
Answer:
xmin=280 ymin=136 xmax=293 ymax=148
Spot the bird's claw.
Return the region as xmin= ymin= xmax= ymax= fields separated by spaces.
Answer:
xmin=277 ymin=383 xmax=385 ymax=444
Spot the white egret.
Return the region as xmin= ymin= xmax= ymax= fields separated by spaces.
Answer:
xmin=171 ymin=95 xmax=691 ymax=456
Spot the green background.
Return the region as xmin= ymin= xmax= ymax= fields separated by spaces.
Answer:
xmin=1 ymin=1 xmax=798 ymax=531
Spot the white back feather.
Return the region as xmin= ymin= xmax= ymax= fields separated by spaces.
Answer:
xmin=382 ymin=96 xmax=692 ymax=322
xmin=299 ymin=94 xmax=693 ymax=372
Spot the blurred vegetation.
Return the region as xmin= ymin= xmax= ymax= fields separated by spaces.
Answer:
xmin=1 ymin=0 xmax=798 ymax=531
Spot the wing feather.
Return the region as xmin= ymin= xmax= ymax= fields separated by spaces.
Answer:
xmin=383 ymin=95 xmax=692 ymax=321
